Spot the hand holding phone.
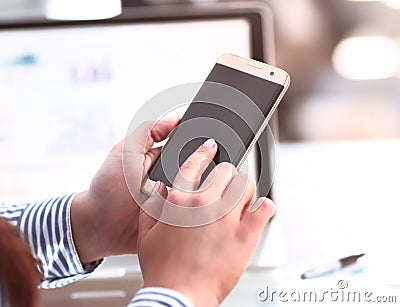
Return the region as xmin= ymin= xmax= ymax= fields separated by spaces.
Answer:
xmin=143 ymin=54 xmax=290 ymax=194
xmin=138 ymin=135 xmax=276 ymax=306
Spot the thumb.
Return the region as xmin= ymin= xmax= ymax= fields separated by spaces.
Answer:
xmin=139 ymin=181 xmax=168 ymax=234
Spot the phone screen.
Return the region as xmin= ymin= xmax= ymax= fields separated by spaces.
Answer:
xmin=148 ymin=63 xmax=284 ymax=187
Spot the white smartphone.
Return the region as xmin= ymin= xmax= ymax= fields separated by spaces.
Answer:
xmin=142 ymin=53 xmax=290 ymax=194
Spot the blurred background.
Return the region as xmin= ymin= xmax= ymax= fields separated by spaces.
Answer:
xmin=1 ymin=0 xmax=400 ymax=306
xmin=273 ymin=0 xmax=400 ymax=141
xmin=3 ymin=0 xmax=400 ymax=141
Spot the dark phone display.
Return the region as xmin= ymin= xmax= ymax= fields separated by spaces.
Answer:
xmin=148 ymin=63 xmax=284 ymax=187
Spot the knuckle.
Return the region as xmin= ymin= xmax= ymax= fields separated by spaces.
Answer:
xmin=168 ymin=189 xmax=211 ymax=207
xmin=191 ymin=192 xmax=210 ymax=206
xmin=180 ymin=159 xmax=198 ymax=171
xmin=168 ymin=190 xmax=183 ymax=205
xmin=192 ymin=148 xmax=212 ymax=159
xmin=195 ymin=146 xmax=208 ymax=153
xmin=216 ymin=162 xmax=236 ymax=174
xmin=194 ymin=142 xmax=216 ymax=155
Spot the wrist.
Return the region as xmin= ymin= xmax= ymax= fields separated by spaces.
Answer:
xmin=70 ymin=191 xmax=103 ymax=265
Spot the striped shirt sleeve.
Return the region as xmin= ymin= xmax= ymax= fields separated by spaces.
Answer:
xmin=128 ymin=287 xmax=194 ymax=307
xmin=0 ymin=194 xmax=102 ymax=289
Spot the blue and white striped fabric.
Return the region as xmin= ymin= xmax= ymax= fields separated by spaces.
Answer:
xmin=0 ymin=195 xmax=194 ymax=307
xmin=0 ymin=194 xmax=101 ymax=289
xmin=129 ymin=287 xmax=194 ymax=307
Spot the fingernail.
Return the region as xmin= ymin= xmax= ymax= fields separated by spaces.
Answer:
xmin=151 ymin=181 xmax=161 ymax=196
xmin=202 ymin=138 xmax=216 ymax=148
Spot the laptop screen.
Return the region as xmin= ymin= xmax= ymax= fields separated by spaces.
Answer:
xmin=0 ymin=18 xmax=253 ymax=202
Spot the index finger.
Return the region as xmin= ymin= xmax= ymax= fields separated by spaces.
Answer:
xmin=172 ymin=138 xmax=218 ymax=192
